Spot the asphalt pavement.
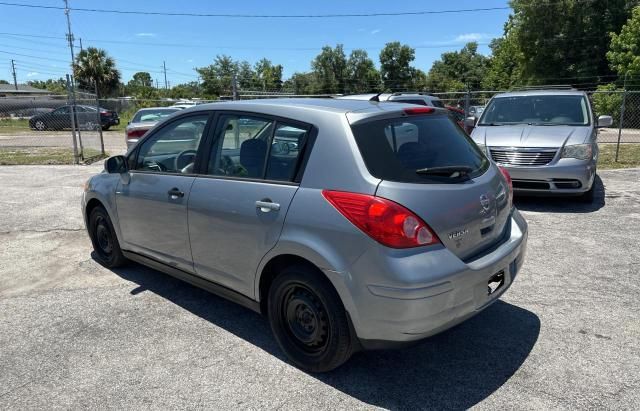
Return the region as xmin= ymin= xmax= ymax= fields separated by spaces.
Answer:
xmin=0 ymin=165 xmax=638 ymax=409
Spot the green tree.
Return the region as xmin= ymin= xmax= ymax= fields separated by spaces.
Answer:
xmin=0 ymin=79 xmax=9 ymax=84
xmin=311 ymin=45 xmax=347 ymax=94
xmin=482 ymin=33 xmax=524 ymax=90
xmin=27 ymin=78 xmax=67 ymax=94
xmin=509 ymin=0 xmax=633 ymax=84
xmin=254 ymin=58 xmax=283 ymax=91
xmin=379 ymin=42 xmax=416 ymax=91
xmin=73 ymin=47 xmax=121 ymax=98
xmin=592 ymin=83 xmax=623 ymax=126
xmin=169 ymin=81 xmax=204 ymax=99
xmin=608 ymin=5 xmax=640 ymax=78
xmin=426 ymin=42 xmax=489 ymax=92
xmin=237 ymin=60 xmax=257 ymax=90
xmin=129 ymin=72 xmax=153 ymax=88
xmin=284 ymin=72 xmax=318 ymax=94
xmin=345 ymin=49 xmax=381 ymax=93
xmin=196 ymin=55 xmax=238 ymax=97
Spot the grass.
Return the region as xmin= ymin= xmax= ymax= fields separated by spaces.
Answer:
xmin=0 ymin=147 xmax=106 ymax=165
xmin=598 ymin=143 xmax=640 ymax=169
xmin=0 ymin=118 xmax=31 ymax=134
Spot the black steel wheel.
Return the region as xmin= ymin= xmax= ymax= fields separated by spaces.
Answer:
xmin=88 ymin=206 xmax=126 ymax=268
xmin=268 ymin=265 xmax=353 ymax=372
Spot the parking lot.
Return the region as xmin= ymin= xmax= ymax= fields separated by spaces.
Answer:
xmin=0 ymin=164 xmax=638 ymax=409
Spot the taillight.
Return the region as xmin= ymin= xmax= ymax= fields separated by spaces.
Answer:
xmin=126 ymin=129 xmax=147 ymax=139
xmin=322 ymin=190 xmax=440 ymax=248
xmin=499 ymin=166 xmax=513 ymax=207
xmin=403 ymin=107 xmax=435 ymax=115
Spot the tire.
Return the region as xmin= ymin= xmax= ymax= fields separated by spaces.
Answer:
xmin=267 ymin=265 xmax=353 ymax=372
xmin=34 ymin=120 xmax=46 ymax=131
xmin=102 ymin=125 xmax=111 ymax=131
xmin=88 ymin=206 xmax=127 ymax=268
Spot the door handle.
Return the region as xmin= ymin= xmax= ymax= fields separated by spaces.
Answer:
xmin=168 ymin=187 xmax=184 ymax=199
xmin=255 ymin=199 xmax=280 ymax=212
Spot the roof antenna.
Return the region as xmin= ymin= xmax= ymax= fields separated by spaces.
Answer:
xmin=369 ymin=92 xmax=383 ymax=102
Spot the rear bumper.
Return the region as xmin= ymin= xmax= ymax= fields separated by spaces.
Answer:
xmin=334 ymin=208 xmax=528 ymax=346
xmin=504 ymin=161 xmax=596 ymax=195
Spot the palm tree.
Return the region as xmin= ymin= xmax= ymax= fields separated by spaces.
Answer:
xmin=73 ymin=47 xmax=121 ymax=98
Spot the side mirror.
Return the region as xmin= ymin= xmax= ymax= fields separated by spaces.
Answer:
xmin=104 ymin=155 xmax=128 ymax=174
xmin=597 ymin=115 xmax=613 ymax=128
xmin=464 ymin=117 xmax=477 ymax=128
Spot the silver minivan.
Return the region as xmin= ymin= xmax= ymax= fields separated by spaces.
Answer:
xmin=83 ymin=99 xmax=528 ymax=371
xmin=469 ymin=90 xmax=613 ymax=201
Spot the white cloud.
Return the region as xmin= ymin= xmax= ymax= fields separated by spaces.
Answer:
xmin=26 ymin=72 xmax=39 ymax=77
xmin=454 ymin=33 xmax=490 ymax=42
xmin=186 ymin=59 xmax=193 ymax=63
xmin=370 ymin=29 xmax=381 ymax=35
xmin=135 ymin=32 xmax=156 ymax=37
xmin=357 ymin=28 xmax=366 ymax=32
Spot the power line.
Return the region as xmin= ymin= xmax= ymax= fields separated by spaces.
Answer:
xmin=0 ymin=2 xmax=513 ymax=18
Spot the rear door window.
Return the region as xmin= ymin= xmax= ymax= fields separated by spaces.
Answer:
xmin=351 ymin=114 xmax=488 ymax=183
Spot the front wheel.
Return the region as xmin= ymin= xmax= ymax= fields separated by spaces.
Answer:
xmin=267 ymin=265 xmax=353 ymax=372
xmin=102 ymin=125 xmax=111 ymax=131
xmin=88 ymin=206 xmax=127 ymax=268
xmin=34 ymin=120 xmax=46 ymax=131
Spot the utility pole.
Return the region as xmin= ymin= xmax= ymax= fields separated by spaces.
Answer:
xmin=64 ymin=0 xmax=82 ymax=162
xmin=232 ymin=72 xmax=238 ymax=101
xmin=10 ymin=59 xmax=17 ymax=90
xmin=163 ymin=61 xmax=168 ymax=90
xmin=155 ymin=78 xmax=159 ymax=89
xmin=79 ymin=37 xmax=83 ymax=52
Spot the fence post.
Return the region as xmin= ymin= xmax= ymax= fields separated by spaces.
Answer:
xmin=464 ymin=89 xmax=470 ymax=117
xmin=66 ymin=74 xmax=79 ymax=164
xmin=94 ymin=83 xmax=105 ymax=155
xmin=615 ymin=89 xmax=627 ymax=162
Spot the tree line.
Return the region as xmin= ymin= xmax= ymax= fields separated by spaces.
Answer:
xmin=17 ymin=1 xmax=640 ymax=100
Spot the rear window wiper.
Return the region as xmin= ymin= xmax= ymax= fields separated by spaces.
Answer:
xmin=415 ymin=166 xmax=474 ymax=178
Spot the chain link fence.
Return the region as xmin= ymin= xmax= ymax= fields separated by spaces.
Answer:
xmin=0 ymin=79 xmax=111 ymax=164
xmin=2 ymin=85 xmax=640 ymax=165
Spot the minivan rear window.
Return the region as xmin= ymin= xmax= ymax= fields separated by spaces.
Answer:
xmin=351 ymin=114 xmax=488 ymax=183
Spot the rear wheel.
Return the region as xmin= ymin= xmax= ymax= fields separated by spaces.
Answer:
xmin=267 ymin=265 xmax=353 ymax=372
xmin=102 ymin=125 xmax=111 ymax=131
xmin=34 ymin=120 xmax=46 ymax=131
xmin=88 ymin=206 xmax=126 ymax=268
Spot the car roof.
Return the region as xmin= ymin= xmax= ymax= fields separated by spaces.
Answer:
xmin=189 ymin=98 xmax=417 ymax=114
xmin=186 ymin=98 xmax=449 ymax=125
xmin=493 ymin=90 xmax=586 ymax=98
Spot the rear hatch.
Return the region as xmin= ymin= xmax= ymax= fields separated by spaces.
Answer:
xmin=348 ymin=109 xmax=511 ymax=260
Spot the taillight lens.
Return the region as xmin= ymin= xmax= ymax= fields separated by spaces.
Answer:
xmin=322 ymin=190 xmax=440 ymax=248
xmin=127 ymin=129 xmax=147 ymax=139
xmin=499 ymin=166 xmax=513 ymax=207
xmin=403 ymin=107 xmax=435 ymax=115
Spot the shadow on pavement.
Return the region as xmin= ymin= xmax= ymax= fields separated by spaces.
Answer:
xmin=514 ymin=174 xmax=605 ymax=213
xmin=104 ymin=258 xmax=540 ymax=410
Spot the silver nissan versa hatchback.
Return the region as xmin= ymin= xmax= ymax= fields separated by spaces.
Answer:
xmin=83 ymin=99 xmax=528 ymax=372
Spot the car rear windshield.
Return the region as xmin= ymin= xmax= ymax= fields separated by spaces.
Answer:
xmin=479 ymin=94 xmax=589 ymax=126
xmin=351 ymin=114 xmax=489 ymax=183
xmin=133 ymin=108 xmax=179 ymax=123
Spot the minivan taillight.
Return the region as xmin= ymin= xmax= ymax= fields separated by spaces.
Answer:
xmin=127 ymin=129 xmax=147 ymax=139
xmin=322 ymin=190 xmax=440 ymax=248
xmin=499 ymin=166 xmax=513 ymax=207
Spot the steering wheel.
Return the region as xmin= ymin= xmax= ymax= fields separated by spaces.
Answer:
xmin=175 ymin=149 xmax=198 ymax=172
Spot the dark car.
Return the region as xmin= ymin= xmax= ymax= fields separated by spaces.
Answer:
xmin=29 ymin=105 xmax=119 ymax=131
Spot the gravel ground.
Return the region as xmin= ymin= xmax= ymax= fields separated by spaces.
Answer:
xmin=0 ymin=165 xmax=638 ymax=410
xmin=0 ymin=130 xmax=126 ymax=155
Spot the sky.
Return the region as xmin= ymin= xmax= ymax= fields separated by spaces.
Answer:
xmin=0 ymin=0 xmax=512 ymax=87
